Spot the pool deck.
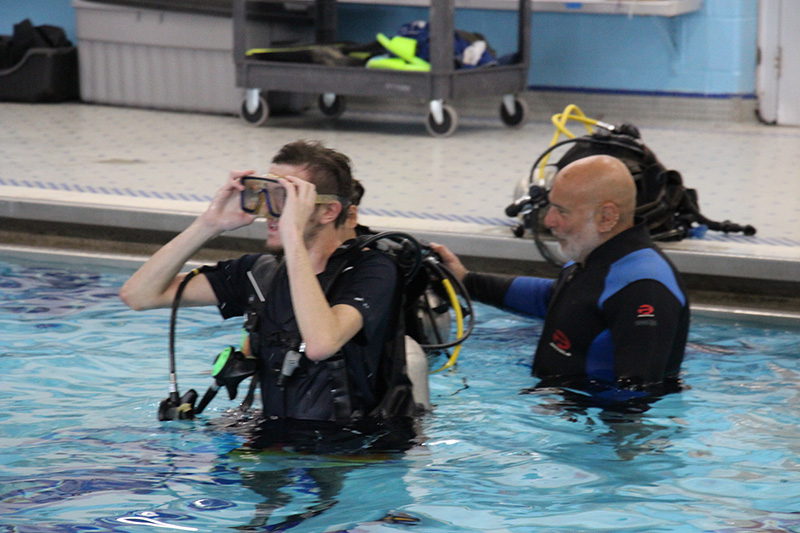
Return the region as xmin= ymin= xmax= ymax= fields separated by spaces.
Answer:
xmin=1 ymin=93 xmax=799 ymax=316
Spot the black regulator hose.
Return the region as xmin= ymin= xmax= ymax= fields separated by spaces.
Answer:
xmin=358 ymin=231 xmax=424 ymax=284
xmin=168 ymin=270 xmax=197 ymax=400
xmin=526 ymin=136 xmax=646 ymax=184
xmin=158 ymin=269 xmax=200 ymax=421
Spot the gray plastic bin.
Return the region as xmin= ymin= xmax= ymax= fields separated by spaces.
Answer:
xmin=73 ymin=0 xmax=312 ymax=114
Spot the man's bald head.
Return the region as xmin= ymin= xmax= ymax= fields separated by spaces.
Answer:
xmin=556 ymin=155 xmax=637 ymax=227
xmin=544 ymin=155 xmax=638 ymax=263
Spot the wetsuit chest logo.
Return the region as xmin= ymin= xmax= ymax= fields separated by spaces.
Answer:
xmin=637 ymin=304 xmax=655 ymax=317
xmin=635 ymin=304 xmax=658 ymax=326
xmin=550 ymin=329 xmax=573 ymax=357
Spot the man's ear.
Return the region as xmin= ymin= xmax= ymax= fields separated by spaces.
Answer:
xmin=596 ymin=202 xmax=620 ymax=233
xmin=318 ymin=201 xmax=343 ymax=225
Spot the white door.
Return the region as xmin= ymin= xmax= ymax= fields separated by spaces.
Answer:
xmin=757 ymin=0 xmax=800 ymax=125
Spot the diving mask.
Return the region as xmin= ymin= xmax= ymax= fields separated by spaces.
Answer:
xmin=240 ymin=174 xmax=346 ymax=218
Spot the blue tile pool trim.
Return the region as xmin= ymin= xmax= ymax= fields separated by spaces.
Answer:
xmin=0 ymin=178 xmax=213 ymax=203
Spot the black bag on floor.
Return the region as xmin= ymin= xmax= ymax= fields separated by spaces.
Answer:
xmin=1 ymin=19 xmax=72 ymax=69
xmin=0 ymin=19 xmax=78 ymax=103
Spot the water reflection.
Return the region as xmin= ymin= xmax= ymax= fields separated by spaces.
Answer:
xmin=213 ymin=414 xmax=423 ymax=530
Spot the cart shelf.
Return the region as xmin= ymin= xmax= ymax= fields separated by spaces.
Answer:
xmin=233 ymin=0 xmax=531 ymax=136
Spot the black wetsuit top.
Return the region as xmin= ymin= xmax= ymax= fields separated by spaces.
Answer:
xmin=465 ymin=223 xmax=689 ymax=396
xmin=204 ymin=243 xmax=398 ymax=421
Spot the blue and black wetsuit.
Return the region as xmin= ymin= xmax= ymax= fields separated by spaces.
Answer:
xmin=465 ymin=223 xmax=689 ymax=397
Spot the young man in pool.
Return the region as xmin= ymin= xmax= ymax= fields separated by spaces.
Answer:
xmin=432 ymin=155 xmax=690 ymax=402
xmin=120 ymin=140 xmax=417 ymax=423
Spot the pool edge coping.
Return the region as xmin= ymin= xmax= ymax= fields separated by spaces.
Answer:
xmin=3 ymin=243 xmax=799 ymax=327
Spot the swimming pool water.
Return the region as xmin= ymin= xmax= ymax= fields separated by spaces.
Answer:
xmin=1 ymin=256 xmax=799 ymax=532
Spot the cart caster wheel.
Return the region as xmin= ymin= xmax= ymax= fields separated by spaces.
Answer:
xmin=425 ymin=104 xmax=458 ymax=137
xmin=500 ymin=97 xmax=528 ymax=128
xmin=240 ymin=96 xmax=269 ymax=127
xmin=319 ymin=94 xmax=346 ymax=118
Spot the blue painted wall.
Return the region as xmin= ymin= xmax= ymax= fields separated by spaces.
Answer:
xmin=525 ymin=0 xmax=758 ymax=95
xmin=1 ymin=0 xmax=757 ymax=96
xmin=1 ymin=0 xmax=77 ymax=43
xmin=337 ymin=0 xmax=758 ymax=96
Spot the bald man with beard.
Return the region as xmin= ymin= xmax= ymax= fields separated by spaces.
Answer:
xmin=433 ymin=155 xmax=690 ymax=402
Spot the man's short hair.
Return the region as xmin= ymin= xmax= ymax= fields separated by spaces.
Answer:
xmin=272 ymin=140 xmax=353 ymax=226
xmin=351 ymin=178 xmax=365 ymax=206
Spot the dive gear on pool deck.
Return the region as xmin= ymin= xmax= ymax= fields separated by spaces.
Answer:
xmin=508 ymin=104 xmax=757 ymax=267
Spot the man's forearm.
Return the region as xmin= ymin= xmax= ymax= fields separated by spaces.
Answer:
xmin=463 ymin=272 xmax=515 ymax=309
xmin=119 ymin=217 xmax=222 ymax=310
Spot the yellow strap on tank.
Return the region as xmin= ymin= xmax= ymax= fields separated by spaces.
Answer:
xmin=430 ymin=278 xmax=464 ymax=373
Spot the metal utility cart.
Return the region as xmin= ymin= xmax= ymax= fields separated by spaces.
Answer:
xmin=232 ymin=0 xmax=531 ymax=136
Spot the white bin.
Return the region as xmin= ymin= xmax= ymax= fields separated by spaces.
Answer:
xmin=73 ymin=0 xmax=311 ymax=114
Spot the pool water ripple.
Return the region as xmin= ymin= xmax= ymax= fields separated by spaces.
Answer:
xmin=2 ymin=257 xmax=800 ymax=532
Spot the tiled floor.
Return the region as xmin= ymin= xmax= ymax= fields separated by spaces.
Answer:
xmin=1 ymin=96 xmax=799 ymax=286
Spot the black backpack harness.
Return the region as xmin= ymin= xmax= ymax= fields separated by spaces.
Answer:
xmin=159 ymin=232 xmax=430 ymax=422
